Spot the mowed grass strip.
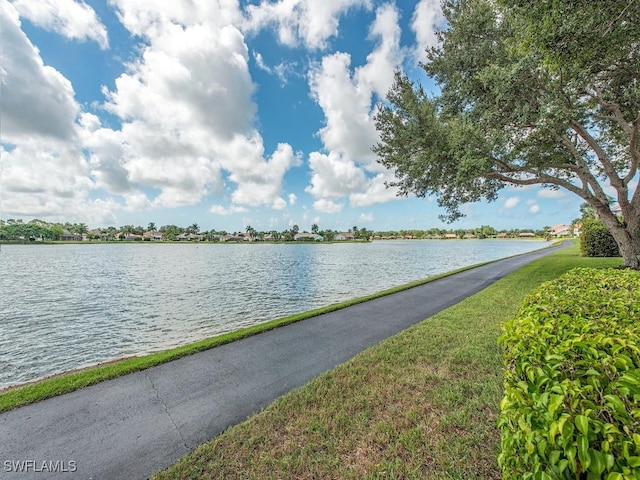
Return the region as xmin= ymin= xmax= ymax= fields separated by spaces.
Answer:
xmin=0 ymin=262 xmax=487 ymax=413
xmin=153 ymin=245 xmax=621 ymax=480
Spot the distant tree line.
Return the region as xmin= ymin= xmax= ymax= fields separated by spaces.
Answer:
xmin=375 ymin=225 xmax=554 ymax=239
xmin=0 ymin=218 xmax=558 ymax=243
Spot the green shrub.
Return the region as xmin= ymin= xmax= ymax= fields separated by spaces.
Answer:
xmin=581 ymin=219 xmax=620 ymax=258
xmin=498 ymin=268 xmax=640 ymax=480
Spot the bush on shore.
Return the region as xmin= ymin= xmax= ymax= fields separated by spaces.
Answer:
xmin=580 ymin=219 xmax=620 ymax=258
xmin=498 ymin=268 xmax=640 ymax=479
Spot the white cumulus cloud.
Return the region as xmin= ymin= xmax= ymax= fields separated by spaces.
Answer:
xmin=359 ymin=212 xmax=374 ymax=223
xmin=306 ymin=151 xmax=368 ymax=199
xmin=89 ymin=1 xmax=299 ymax=212
xmin=410 ymin=0 xmax=445 ymax=62
xmin=10 ymin=0 xmax=109 ymax=49
xmin=209 ymin=204 xmax=249 ymax=216
xmin=313 ymin=198 xmax=344 ymax=214
xmin=504 ymin=197 xmax=521 ymax=209
xmin=306 ymin=4 xmax=403 ymax=212
xmin=0 ymin=1 xmax=109 ymax=223
xmin=243 ymin=0 xmax=372 ymax=50
xmin=1 ymin=1 xmax=79 ymax=143
xmin=537 ymin=188 xmax=567 ymax=199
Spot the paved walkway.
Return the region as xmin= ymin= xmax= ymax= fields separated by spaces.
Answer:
xmin=0 ymin=243 xmax=566 ymax=479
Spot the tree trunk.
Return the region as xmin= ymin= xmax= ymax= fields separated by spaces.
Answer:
xmin=588 ymin=197 xmax=640 ymax=268
xmin=606 ymin=219 xmax=640 ymax=269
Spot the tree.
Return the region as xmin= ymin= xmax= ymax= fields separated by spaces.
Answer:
xmin=147 ymin=222 xmax=156 ymax=231
xmin=311 ymin=223 xmax=319 ymax=235
xmin=160 ymin=225 xmax=181 ymax=241
xmin=374 ymin=0 xmax=640 ymax=267
xmin=322 ymin=229 xmax=336 ymax=242
xmin=72 ymin=223 xmax=88 ymax=235
xmin=579 ymin=202 xmax=596 ymax=221
xmin=358 ymin=227 xmax=373 ymax=241
xmin=245 ymin=225 xmax=257 ymax=240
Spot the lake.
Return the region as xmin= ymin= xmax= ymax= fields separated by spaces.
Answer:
xmin=0 ymin=240 xmax=547 ymax=389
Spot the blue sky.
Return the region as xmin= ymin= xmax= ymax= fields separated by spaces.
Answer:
xmin=0 ymin=0 xmax=582 ymax=232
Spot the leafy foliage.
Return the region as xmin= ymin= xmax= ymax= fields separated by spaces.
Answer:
xmin=581 ymin=219 xmax=621 ymax=258
xmin=374 ymin=0 xmax=640 ymax=267
xmin=499 ymin=268 xmax=640 ymax=479
xmin=0 ymin=220 xmax=64 ymax=241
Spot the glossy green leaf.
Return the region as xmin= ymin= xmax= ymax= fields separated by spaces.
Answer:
xmin=628 ymin=456 xmax=640 ymax=468
xmin=578 ymin=435 xmax=590 ymax=469
xmin=588 ymin=449 xmax=605 ymax=476
xmin=576 ymin=415 xmax=589 ymax=436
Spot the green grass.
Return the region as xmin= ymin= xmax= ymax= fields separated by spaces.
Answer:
xmin=0 ymin=260 xmax=490 ymax=414
xmin=152 ymin=244 xmax=621 ymax=480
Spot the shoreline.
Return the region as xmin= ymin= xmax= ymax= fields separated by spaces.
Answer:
xmin=0 ymin=354 xmax=139 ymax=394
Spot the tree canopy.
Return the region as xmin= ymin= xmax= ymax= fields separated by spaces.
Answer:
xmin=374 ymin=0 xmax=640 ymax=267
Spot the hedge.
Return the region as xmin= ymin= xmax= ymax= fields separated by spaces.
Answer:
xmin=498 ymin=268 xmax=640 ymax=480
xmin=580 ymin=219 xmax=620 ymax=258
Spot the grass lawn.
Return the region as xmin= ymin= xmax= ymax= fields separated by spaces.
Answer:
xmin=153 ymin=244 xmax=621 ymax=480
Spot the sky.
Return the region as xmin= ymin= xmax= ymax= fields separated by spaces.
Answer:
xmin=0 ymin=0 xmax=583 ymax=233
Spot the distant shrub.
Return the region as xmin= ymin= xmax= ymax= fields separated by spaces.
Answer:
xmin=581 ymin=219 xmax=620 ymax=258
xmin=498 ymin=268 xmax=640 ymax=479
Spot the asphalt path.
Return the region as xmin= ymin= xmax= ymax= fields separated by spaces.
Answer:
xmin=0 ymin=243 xmax=567 ymax=479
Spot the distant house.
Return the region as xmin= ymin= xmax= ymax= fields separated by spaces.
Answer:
xmin=497 ymin=232 xmax=509 ymax=239
xmin=335 ymin=232 xmax=355 ymax=241
xmin=176 ymin=233 xmax=202 ymax=242
xmin=114 ymin=232 xmax=143 ymax=241
xmin=519 ymin=232 xmax=536 ymax=238
xmin=444 ymin=233 xmax=458 ymax=239
xmin=549 ymin=224 xmax=571 ymax=237
xmin=573 ymin=222 xmax=582 ymax=237
xmin=463 ymin=233 xmax=477 ymax=239
xmin=223 ymin=234 xmax=245 ymax=242
xmin=143 ymin=230 xmax=164 ymax=241
xmin=294 ymin=233 xmax=323 ymax=241
xmin=61 ymin=230 xmax=82 ymax=241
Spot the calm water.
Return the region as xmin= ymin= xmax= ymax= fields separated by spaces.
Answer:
xmin=0 ymin=240 xmax=546 ymax=388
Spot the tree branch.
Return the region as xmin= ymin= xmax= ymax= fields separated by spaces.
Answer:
xmin=591 ymin=86 xmax=634 ymax=138
xmin=625 ymin=116 xmax=640 ymax=186
xmin=487 ymin=171 xmax=589 ymax=200
xmin=555 ymin=132 xmax=611 ymax=205
xmin=568 ymin=119 xmax=627 ymax=196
